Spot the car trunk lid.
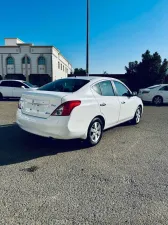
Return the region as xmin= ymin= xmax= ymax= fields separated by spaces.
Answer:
xmin=21 ymin=91 xmax=69 ymax=118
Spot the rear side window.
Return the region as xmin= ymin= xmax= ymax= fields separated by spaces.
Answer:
xmin=0 ymin=81 xmax=13 ymax=87
xmin=92 ymin=83 xmax=102 ymax=95
xmin=38 ymin=79 xmax=90 ymax=92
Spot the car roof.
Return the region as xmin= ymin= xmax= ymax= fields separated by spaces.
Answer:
xmin=0 ymin=80 xmax=24 ymax=82
xmin=66 ymin=76 xmax=120 ymax=82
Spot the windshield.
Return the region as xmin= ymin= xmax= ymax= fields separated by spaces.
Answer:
xmin=38 ymin=79 xmax=90 ymax=92
xmin=23 ymin=81 xmax=35 ymax=88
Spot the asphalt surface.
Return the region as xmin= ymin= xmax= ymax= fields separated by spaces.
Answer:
xmin=0 ymin=101 xmax=168 ymax=225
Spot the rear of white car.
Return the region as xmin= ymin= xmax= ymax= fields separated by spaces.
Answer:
xmin=17 ymin=77 xmax=143 ymax=146
xmin=17 ymin=79 xmax=101 ymax=140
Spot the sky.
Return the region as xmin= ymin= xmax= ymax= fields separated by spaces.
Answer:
xmin=0 ymin=0 xmax=168 ymax=74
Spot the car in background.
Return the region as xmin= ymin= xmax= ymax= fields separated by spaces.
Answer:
xmin=138 ymin=84 xmax=168 ymax=105
xmin=17 ymin=77 xmax=143 ymax=146
xmin=0 ymin=80 xmax=38 ymax=99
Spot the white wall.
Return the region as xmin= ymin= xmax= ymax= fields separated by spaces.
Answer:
xmin=0 ymin=42 xmax=73 ymax=80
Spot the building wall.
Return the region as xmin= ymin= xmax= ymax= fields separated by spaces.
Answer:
xmin=0 ymin=39 xmax=73 ymax=82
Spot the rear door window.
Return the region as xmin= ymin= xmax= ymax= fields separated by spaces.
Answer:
xmin=12 ymin=81 xmax=23 ymax=88
xmin=100 ymin=81 xmax=115 ymax=96
xmin=92 ymin=80 xmax=115 ymax=96
xmin=38 ymin=79 xmax=90 ymax=92
xmin=0 ymin=81 xmax=13 ymax=87
xmin=114 ymin=81 xmax=131 ymax=96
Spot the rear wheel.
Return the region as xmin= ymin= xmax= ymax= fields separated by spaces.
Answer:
xmin=0 ymin=92 xmax=3 ymax=100
xmin=131 ymin=106 xmax=142 ymax=125
xmin=153 ymin=96 xmax=163 ymax=106
xmin=86 ymin=118 xmax=103 ymax=146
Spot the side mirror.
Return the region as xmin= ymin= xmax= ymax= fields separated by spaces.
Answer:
xmin=132 ymin=91 xmax=137 ymax=96
xmin=21 ymin=86 xmax=25 ymax=89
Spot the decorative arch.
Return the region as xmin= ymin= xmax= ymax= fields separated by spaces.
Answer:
xmin=22 ymin=55 xmax=31 ymax=76
xmin=38 ymin=56 xmax=45 ymax=65
xmin=37 ymin=56 xmax=46 ymax=74
xmin=6 ymin=56 xmax=15 ymax=74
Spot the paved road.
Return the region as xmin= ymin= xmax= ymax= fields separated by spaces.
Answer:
xmin=0 ymin=101 xmax=168 ymax=225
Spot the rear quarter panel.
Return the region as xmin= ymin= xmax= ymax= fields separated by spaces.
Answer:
xmin=62 ymin=89 xmax=102 ymax=139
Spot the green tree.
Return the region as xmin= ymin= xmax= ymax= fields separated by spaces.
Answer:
xmin=125 ymin=50 xmax=168 ymax=91
xmin=74 ymin=68 xmax=86 ymax=75
xmin=103 ymin=71 xmax=108 ymax=74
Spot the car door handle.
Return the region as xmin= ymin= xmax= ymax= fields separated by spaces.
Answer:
xmin=100 ymin=103 xmax=106 ymax=106
xmin=121 ymin=101 xmax=125 ymax=104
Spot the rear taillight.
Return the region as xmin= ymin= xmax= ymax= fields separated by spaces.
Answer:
xmin=18 ymin=99 xmax=23 ymax=109
xmin=51 ymin=100 xmax=81 ymax=116
xmin=18 ymin=101 xmax=22 ymax=109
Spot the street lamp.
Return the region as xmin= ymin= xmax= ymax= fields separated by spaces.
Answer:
xmin=86 ymin=0 xmax=89 ymax=76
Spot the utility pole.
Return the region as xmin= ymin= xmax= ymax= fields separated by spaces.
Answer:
xmin=86 ymin=0 xmax=89 ymax=76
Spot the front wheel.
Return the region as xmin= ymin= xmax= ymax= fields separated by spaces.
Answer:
xmin=86 ymin=118 xmax=103 ymax=147
xmin=131 ymin=107 xmax=142 ymax=125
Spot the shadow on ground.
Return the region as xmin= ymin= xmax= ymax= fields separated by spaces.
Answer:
xmin=0 ymin=124 xmax=86 ymax=166
xmin=0 ymin=99 xmax=19 ymax=102
xmin=143 ymin=102 xmax=168 ymax=107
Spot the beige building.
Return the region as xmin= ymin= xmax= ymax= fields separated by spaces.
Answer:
xmin=0 ymin=38 xmax=73 ymax=85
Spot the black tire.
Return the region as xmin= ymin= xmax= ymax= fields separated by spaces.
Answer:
xmin=153 ymin=96 xmax=163 ymax=106
xmin=131 ymin=106 xmax=142 ymax=125
xmin=86 ymin=118 xmax=103 ymax=147
xmin=0 ymin=92 xmax=3 ymax=100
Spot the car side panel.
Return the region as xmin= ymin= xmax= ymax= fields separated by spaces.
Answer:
xmin=62 ymin=91 xmax=103 ymax=139
xmin=0 ymin=86 xmax=13 ymax=97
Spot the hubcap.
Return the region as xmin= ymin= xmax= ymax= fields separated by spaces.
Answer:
xmin=90 ymin=121 xmax=101 ymax=143
xmin=136 ymin=108 xmax=141 ymax=123
xmin=154 ymin=97 xmax=161 ymax=105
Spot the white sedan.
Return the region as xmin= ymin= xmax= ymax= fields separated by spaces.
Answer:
xmin=0 ymin=80 xmax=37 ymax=99
xmin=16 ymin=77 xmax=143 ymax=146
xmin=138 ymin=84 xmax=168 ymax=105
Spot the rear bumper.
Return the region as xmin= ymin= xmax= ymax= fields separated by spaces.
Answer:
xmin=138 ymin=94 xmax=152 ymax=102
xmin=16 ymin=110 xmax=86 ymax=140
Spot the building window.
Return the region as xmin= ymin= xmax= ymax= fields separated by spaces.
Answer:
xmin=38 ymin=56 xmax=46 ymax=74
xmin=27 ymin=57 xmax=30 ymax=64
xmin=38 ymin=56 xmax=45 ymax=65
xmin=61 ymin=64 xmax=62 ymax=70
xmin=63 ymin=65 xmax=64 ymax=71
xmin=22 ymin=57 xmax=25 ymax=64
xmin=22 ymin=57 xmax=30 ymax=64
xmin=7 ymin=57 xmax=14 ymax=65
xmin=58 ymin=61 xmax=60 ymax=69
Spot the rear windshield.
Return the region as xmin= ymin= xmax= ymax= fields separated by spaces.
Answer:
xmin=38 ymin=79 xmax=90 ymax=92
xmin=148 ymin=85 xmax=160 ymax=89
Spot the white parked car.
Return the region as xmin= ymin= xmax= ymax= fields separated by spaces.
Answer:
xmin=138 ymin=84 xmax=168 ymax=105
xmin=0 ymin=80 xmax=37 ymax=99
xmin=16 ymin=77 xmax=143 ymax=146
